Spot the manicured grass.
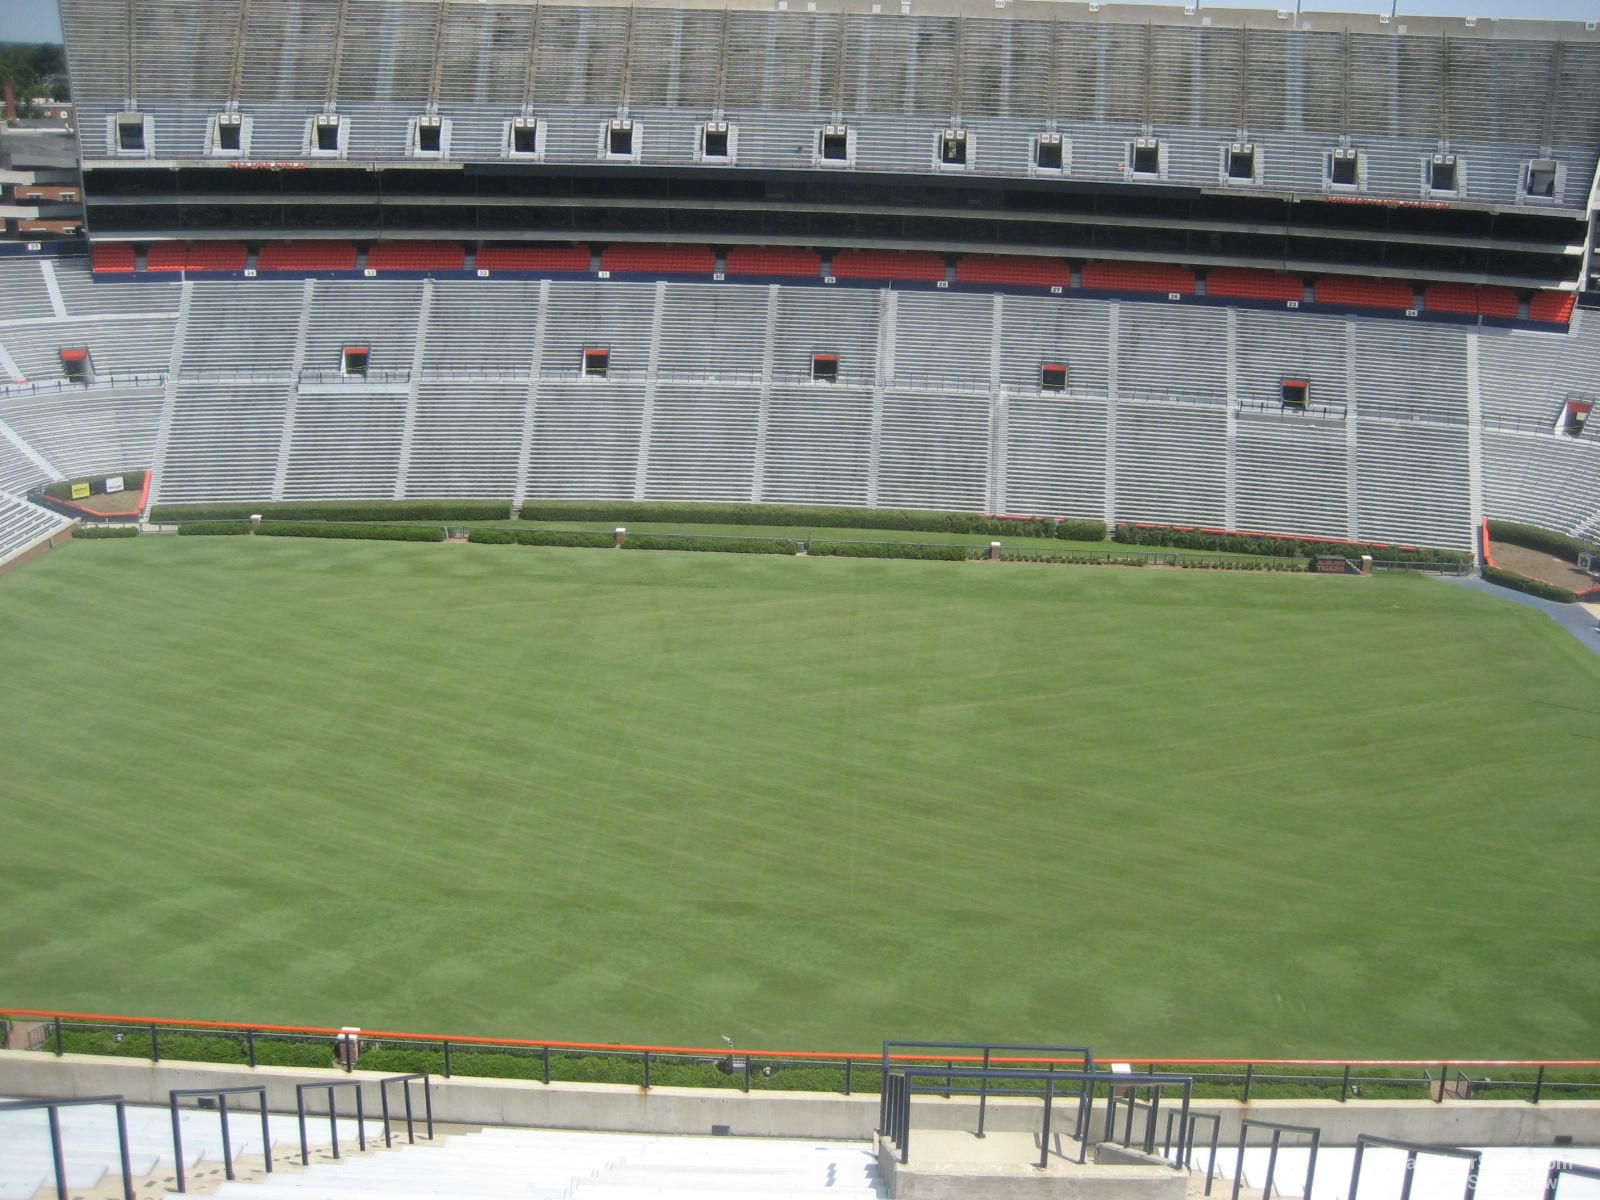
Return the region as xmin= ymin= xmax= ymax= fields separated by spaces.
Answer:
xmin=1 ymin=537 xmax=1596 ymax=1059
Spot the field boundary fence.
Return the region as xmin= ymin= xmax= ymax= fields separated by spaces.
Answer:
xmin=4 ymin=1009 xmax=1599 ymax=1102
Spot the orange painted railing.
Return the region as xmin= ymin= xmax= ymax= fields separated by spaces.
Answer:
xmin=4 ymin=1007 xmax=1596 ymax=1072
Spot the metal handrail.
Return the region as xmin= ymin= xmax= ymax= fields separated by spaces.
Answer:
xmin=1348 ymin=1135 xmax=1482 ymax=1200
xmin=378 ymin=1073 xmax=434 ymax=1147
xmin=1232 ymin=1118 xmax=1321 ymax=1200
xmin=168 ymin=1085 xmax=269 ymax=1194
xmin=0 ymin=1096 xmax=133 ymax=1200
xmin=296 ymin=1080 xmax=367 ymax=1165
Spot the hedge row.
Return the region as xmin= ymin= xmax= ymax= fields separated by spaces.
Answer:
xmin=44 ymin=469 xmax=147 ymax=502
xmin=177 ymin=521 xmax=252 ymax=536
xmin=1114 ymin=523 xmax=1472 ymax=564
xmin=43 ymin=1028 xmax=333 ymax=1068
xmin=623 ymin=534 xmax=797 ymax=555
xmin=1003 ymin=549 xmax=1306 ymax=571
xmin=1483 ymin=566 xmax=1577 ymax=604
xmin=150 ymin=499 xmax=509 ymax=523
xmin=808 ymin=541 xmax=971 ymax=561
xmin=256 ymin=523 xmax=445 ymax=542
xmin=1487 ymin=521 xmax=1600 ymax=566
xmin=468 ymin=528 xmax=615 ymax=548
xmin=519 ymin=501 xmax=1106 ymax=542
xmin=75 ymin=526 xmax=140 ymax=539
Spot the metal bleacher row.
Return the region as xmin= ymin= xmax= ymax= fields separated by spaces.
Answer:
xmin=85 ymin=242 xmax=1564 ymax=325
xmin=59 ymin=0 xmax=1600 ymax=211
xmin=1 ymin=254 xmax=1597 ymax=551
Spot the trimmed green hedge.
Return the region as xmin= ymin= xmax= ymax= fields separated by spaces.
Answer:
xmin=177 ymin=521 xmax=252 ymax=536
xmin=1114 ymin=523 xmax=1472 ymax=564
xmin=256 ymin=523 xmax=445 ymax=542
xmin=43 ymin=1028 xmax=334 ymax=1068
xmin=1484 ymin=566 xmax=1577 ymax=604
xmin=45 ymin=469 xmax=147 ymax=502
xmin=519 ymin=501 xmax=1106 ymax=542
xmin=1003 ymin=548 xmax=1306 ymax=571
xmin=1487 ymin=521 xmax=1600 ymax=566
xmin=75 ymin=526 xmax=140 ymax=539
xmin=808 ymin=541 xmax=971 ymax=561
xmin=623 ymin=534 xmax=797 ymax=555
xmin=505 ymin=529 xmax=617 ymax=549
xmin=151 ymin=500 xmax=510 ymax=523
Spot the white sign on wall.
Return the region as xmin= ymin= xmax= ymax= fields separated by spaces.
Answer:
xmin=104 ymin=475 xmax=124 ymax=494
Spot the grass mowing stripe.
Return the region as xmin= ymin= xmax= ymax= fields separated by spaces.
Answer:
xmin=0 ymin=537 xmax=1595 ymax=1056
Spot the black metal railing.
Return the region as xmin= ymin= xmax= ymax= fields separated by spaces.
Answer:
xmin=168 ymin=1085 xmax=270 ymax=1194
xmin=296 ymin=1079 xmax=368 ymax=1165
xmin=1232 ymin=1118 xmax=1320 ymax=1200
xmin=877 ymin=1041 xmax=1094 ymax=1139
xmin=0 ymin=1095 xmax=134 ymax=1200
xmin=378 ymin=1073 xmax=434 ymax=1147
xmin=1545 ymin=1161 xmax=1600 ymax=1200
xmin=1348 ymin=1135 xmax=1481 ymax=1200
xmin=1165 ymin=1108 xmax=1222 ymax=1194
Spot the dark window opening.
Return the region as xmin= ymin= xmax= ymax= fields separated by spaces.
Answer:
xmin=703 ymin=125 xmax=729 ymax=158
xmin=1430 ymin=155 xmax=1457 ymax=191
xmin=1132 ymin=140 xmax=1160 ymax=175
xmin=117 ymin=117 xmax=144 ymax=152
xmin=1041 ymin=363 xmax=1067 ymax=392
xmin=1227 ymin=145 xmax=1255 ymax=180
xmin=316 ymin=120 xmax=340 ymax=152
xmin=216 ymin=117 xmax=241 ymax=151
xmin=812 ymin=353 xmax=838 ymax=383
xmin=60 ymin=348 xmax=90 ymax=382
xmin=417 ymin=121 xmax=442 ymax=153
xmin=1526 ymin=160 xmax=1558 ymax=198
xmin=820 ymin=128 xmax=849 ymax=162
xmin=608 ymin=124 xmax=632 ymax=156
xmin=1329 ymin=152 xmax=1358 ymax=186
xmin=512 ymin=122 xmax=538 ymax=154
xmin=1562 ymin=400 xmax=1591 ymax=437
xmin=584 ymin=348 xmax=610 ymax=377
xmin=1036 ymin=137 xmax=1063 ymax=171
xmin=342 ymin=347 xmax=369 ymax=377
xmin=940 ymin=130 xmax=967 ymax=166
xmin=1281 ymin=379 xmax=1309 ymax=410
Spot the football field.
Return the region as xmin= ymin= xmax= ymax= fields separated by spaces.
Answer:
xmin=2 ymin=536 xmax=1596 ymax=1057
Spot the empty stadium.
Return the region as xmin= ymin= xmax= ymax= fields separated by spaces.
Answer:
xmin=2 ymin=0 xmax=1600 ymax=1196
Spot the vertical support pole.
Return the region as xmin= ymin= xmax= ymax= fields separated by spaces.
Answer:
xmin=643 ymin=1051 xmax=652 ymax=1090
xmin=1242 ymin=1063 xmax=1253 ymax=1102
xmin=1533 ymin=1065 xmax=1545 ymax=1105
xmin=1341 ymin=1065 xmax=1351 ymax=1103
xmin=404 ymin=1079 xmax=417 ymax=1143
xmin=150 ymin=1025 xmax=160 ymax=1063
xmin=48 ymin=1105 xmax=67 ymax=1200
xmin=844 ymin=1058 xmax=853 ymax=1096
xmin=443 ymin=1041 xmax=452 ymax=1078
xmin=356 ymin=1085 xmax=366 ymax=1151
xmin=1465 ymin=1152 xmax=1481 ymax=1200
xmin=541 ymin=1045 xmax=550 ymax=1085
xmin=1265 ymin=1130 xmax=1282 ymax=1200
xmin=246 ymin=1030 xmax=256 ymax=1068
xmin=381 ymin=1081 xmax=393 ymax=1148
xmin=328 ymin=1086 xmax=340 ymax=1160
xmin=53 ymin=1016 xmax=63 ymax=1056
xmin=743 ymin=1055 xmax=752 ymax=1092
xmin=173 ymin=1095 xmax=189 ymax=1193
xmin=1147 ymin=1087 xmax=1160 ymax=1154
xmin=1039 ymin=1076 xmax=1055 ymax=1170
xmin=423 ymin=1077 xmax=434 ymax=1140
xmin=1437 ymin=1064 xmax=1449 ymax=1103
xmin=298 ymin=1088 xmax=310 ymax=1166
xmin=258 ymin=1092 xmax=272 ymax=1174
xmin=977 ymin=1048 xmax=992 ymax=1138
xmin=219 ymin=1093 xmax=234 ymax=1181
xmin=1400 ymin=1152 xmax=1418 ymax=1200
xmin=115 ymin=1100 xmax=135 ymax=1200
xmin=1348 ymin=1141 xmax=1366 ymax=1200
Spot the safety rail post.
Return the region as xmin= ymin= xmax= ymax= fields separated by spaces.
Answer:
xmin=1038 ymin=1075 xmax=1055 ymax=1169
xmin=296 ymin=1080 xmax=366 ymax=1166
xmin=643 ymin=1050 xmax=652 ymax=1089
xmin=1341 ymin=1064 xmax=1352 ymax=1102
xmin=150 ymin=1024 xmax=160 ymax=1062
xmin=1347 ymin=1135 xmax=1480 ymax=1200
xmin=844 ymin=1057 xmax=853 ymax=1095
xmin=541 ymin=1044 xmax=551 ymax=1084
xmin=1533 ymin=1065 xmax=1546 ymax=1105
xmin=1546 ymin=1162 xmax=1600 ymax=1200
xmin=1232 ymin=1118 xmax=1320 ymax=1200
xmin=1437 ymin=1063 xmax=1449 ymax=1102
xmin=1242 ymin=1062 xmax=1253 ymax=1101
xmin=167 ymin=1085 xmax=269 ymax=1194
xmin=743 ymin=1054 xmax=752 ymax=1092
xmin=53 ymin=1015 xmax=62 ymax=1056
xmin=1165 ymin=1109 xmax=1221 ymax=1195
xmin=0 ymin=1096 xmax=135 ymax=1200
xmin=378 ymin=1074 xmax=433 ymax=1147
xmin=245 ymin=1030 xmax=257 ymax=1068
xmin=442 ymin=1040 xmax=452 ymax=1078
xmin=976 ymin=1047 xmax=992 ymax=1138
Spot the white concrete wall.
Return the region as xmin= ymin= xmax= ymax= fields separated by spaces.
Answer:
xmin=2 ymin=1051 xmax=1596 ymax=1149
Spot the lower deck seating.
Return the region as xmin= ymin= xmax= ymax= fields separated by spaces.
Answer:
xmin=830 ymin=249 xmax=945 ymax=283
xmin=1314 ymin=275 xmax=1414 ymax=311
xmin=476 ymin=244 xmax=591 ymax=272
xmin=257 ymin=241 xmax=358 ymax=272
xmin=0 ymin=492 xmax=72 ymax=567
xmin=955 ymin=255 xmax=1072 ymax=288
xmin=1081 ymin=261 xmax=1197 ymax=295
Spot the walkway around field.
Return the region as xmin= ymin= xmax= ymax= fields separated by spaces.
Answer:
xmin=1440 ymin=576 xmax=1600 ymax=657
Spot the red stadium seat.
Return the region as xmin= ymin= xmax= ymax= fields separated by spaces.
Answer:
xmin=365 ymin=241 xmax=466 ymax=271
xmin=145 ymin=243 xmax=187 ymax=273
xmin=1422 ymin=284 xmax=1478 ymax=316
xmin=830 ymin=250 xmax=945 ymax=283
xmin=1313 ymin=275 xmax=1413 ymax=311
xmin=143 ymin=242 xmax=249 ymax=273
xmin=724 ymin=246 xmax=823 ymax=279
xmin=600 ymin=244 xmax=717 ymax=275
xmin=257 ymin=241 xmax=358 ymax=272
xmin=1080 ymin=261 xmax=1196 ymax=295
xmin=90 ymin=243 xmax=136 ymax=274
xmin=1476 ymin=287 xmax=1519 ymax=320
xmin=955 ymin=255 xmax=1072 ymax=289
xmin=1529 ymin=291 xmax=1575 ymax=324
xmin=476 ymin=245 xmax=591 ymax=272
xmin=1205 ymin=268 xmax=1302 ymax=303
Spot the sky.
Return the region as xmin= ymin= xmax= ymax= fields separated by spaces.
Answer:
xmin=0 ymin=0 xmax=1595 ymax=48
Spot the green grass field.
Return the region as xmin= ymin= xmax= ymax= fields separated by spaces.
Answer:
xmin=2 ymin=537 xmax=1596 ymax=1058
